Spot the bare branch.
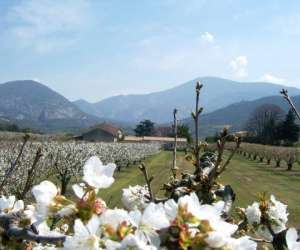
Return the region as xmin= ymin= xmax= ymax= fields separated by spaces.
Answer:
xmin=18 ymin=147 xmax=43 ymax=199
xmin=216 ymin=136 xmax=241 ymax=176
xmin=171 ymin=108 xmax=178 ymax=178
xmin=193 ymin=82 xmax=204 ymax=172
xmin=0 ymin=134 xmax=30 ymax=193
xmin=139 ymin=163 xmax=155 ymax=201
xmin=280 ymin=89 xmax=300 ymax=120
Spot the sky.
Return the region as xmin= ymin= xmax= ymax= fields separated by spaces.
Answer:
xmin=1 ymin=0 xmax=300 ymax=102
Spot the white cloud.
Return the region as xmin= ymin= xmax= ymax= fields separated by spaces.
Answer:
xmin=260 ymin=73 xmax=286 ymax=84
xmin=7 ymin=0 xmax=91 ymax=53
xmin=201 ymin=32 xmax=214 ymax=43
xmin=230 ymin=56 xmax=248 ymax=78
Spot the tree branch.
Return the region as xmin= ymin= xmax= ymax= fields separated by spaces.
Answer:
xmin=0 ymin=213 xmax=65 ymax=245
xmin=172 ymin=108 xmax=178 ymax=178
xmin=0 ymin=134 xmax=30 ymax=193
xmin=139 ymin=163 xmax=155 ymax=201
xmin=280 ymin=89 xmax=300 ymax=120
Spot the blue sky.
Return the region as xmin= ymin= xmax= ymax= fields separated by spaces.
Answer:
xmin=1 ymin=0 xmax=300 ymax=102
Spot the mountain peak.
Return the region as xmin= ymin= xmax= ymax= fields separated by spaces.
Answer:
xmin=0 ymin=80 xmax=99 ymax=132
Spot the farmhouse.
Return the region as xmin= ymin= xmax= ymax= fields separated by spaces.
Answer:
xmin=75 ymin=123 xmax=123 ymax=142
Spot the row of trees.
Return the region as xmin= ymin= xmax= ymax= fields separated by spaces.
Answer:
xmin=245 ymin=104 xmax=300 ymax=146
xmin=207 ymin=141 xmax=299 ymax=171
xmin=0 ymin=122 xmax=38 ymax=134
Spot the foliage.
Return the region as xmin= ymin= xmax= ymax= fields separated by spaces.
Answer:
xmin=277 ymin=109 xmax=300 ymax=146
xmin=177 ymin=124 xmax=192 ymax=143
xmin=245 ymin=105 xmax=300 ymax=146
xmin=0 ymin=122 xmax=19 ymax=132
xmin=205 ymin=132 xmax=219 ymax=143
xmin=134 ymin=119 xmax=155 ymax=136
xmin=0 ymin=122 xmax=39 ymax=134
xmin=245 ymin=104 xmax=284 ymax=145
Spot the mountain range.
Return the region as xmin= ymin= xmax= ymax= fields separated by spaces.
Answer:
xmin=73 ymin=77 xmax=300 ymax=123
xmin=0 ymin=80 xmax=100 ymax=133
xmin=1 ymin=78 xmax=300 ymax=135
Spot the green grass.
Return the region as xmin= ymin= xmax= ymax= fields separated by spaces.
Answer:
xmin=98 ymin=151 xmax=192 ymax=207
xmin=99 ymin=151 xmax=300 ymax=228
xmin=220 ymin=153 xmax=300 ymax=228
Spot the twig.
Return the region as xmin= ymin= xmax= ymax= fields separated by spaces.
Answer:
xmin=172 ymin=108 xmax=178 ymax=178
xmin=139 ymin=163 xmax=155 ymax=201
xmin=216 ymin=136 xmax=241 ymax=176
xmin=0 ymin=134 xmax=30 ymax=193
xmin=280 ymin=89 xmax=300 ymax=120
xmin=192 ymin=82 xmax=203 ymax=172
xmin=215 ymin=129 xmax=229 ymax=168
xmin=250 ymin=237 xmax=272 ymax=244
xmin=18 ymin=147 xmax=43 ymax=200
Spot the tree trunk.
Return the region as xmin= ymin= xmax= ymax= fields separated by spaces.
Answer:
xmin=61 ymin=176 xmax=70 ymax=195
xmin=287 ymin=162 xmax=293 ymax=171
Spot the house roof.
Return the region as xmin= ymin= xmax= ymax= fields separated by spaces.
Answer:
xmin=82 ymin=123 xmax=121 ymax=137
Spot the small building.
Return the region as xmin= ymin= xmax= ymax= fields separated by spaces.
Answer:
xmin=122 ymin=135 xmax=144 ymax=142
xmin=123 ymin=135 xmax=187 ymax=146
xmin=75 ymin=123 xmax=122 ymax=142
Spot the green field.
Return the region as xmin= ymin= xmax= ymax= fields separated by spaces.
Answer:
xmin=99 ymin=151 xmax=300 ymax=228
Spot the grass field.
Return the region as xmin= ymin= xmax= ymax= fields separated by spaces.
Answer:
xmin=99 ymin=150 xmax=300 ymax=228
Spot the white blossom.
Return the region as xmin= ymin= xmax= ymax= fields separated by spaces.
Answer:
xmin=83 ymin=156 xmax=116 ymax=189
xmin=100 ymin=208 xmax=131 ymax=230
xmin=122 ymin=185 xmax=149 ymax=210
xmin=129 ymin=203 xmax=170 ymax=247
xmin=225 ymin=236 xmax=257 ymax=250
xmin=57 ymin=204 xmax=77 ymax=217
xmin=120 ymin=231 xmax=157 ymax=250
xmin=72 ymin=183 xmax=86 ymax=199
xmin=0 ymin=195 xmax=24 ymax=213
xmin=63 ymin=215 xmax=101 ymax=250
xmin=32 ymin=181 xmax=58 ymax=220
xmin=268 ymin=195 xmax=288 ymax=227
xmin=286 ymin=228 xmax=300 ymax=250
xmin=246 ymin=202 xmax=261 ymax=224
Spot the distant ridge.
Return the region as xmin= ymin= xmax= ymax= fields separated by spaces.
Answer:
xmin=181 ymin=94 xmax=300 ymax=138
xmin=73 ymin=77 xmax=300 ymax=123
